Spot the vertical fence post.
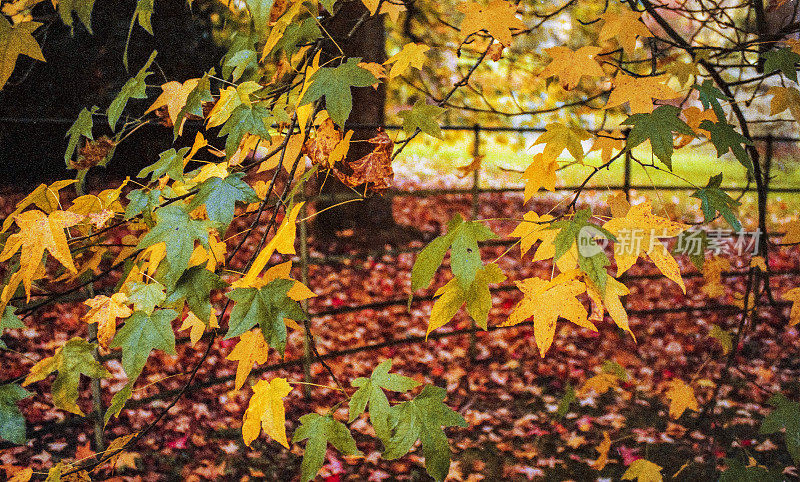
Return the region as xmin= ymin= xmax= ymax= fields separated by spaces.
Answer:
xmin=469 ymin=124 xmax=481 ymax=361
xmin=299 ymin=202 xmax=313 ymax=398
xmin=623 ymin=150 xmax=632 ymax=202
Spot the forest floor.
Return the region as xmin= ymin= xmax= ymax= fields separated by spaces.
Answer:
xmin=1 ymin=164 xmax=800 ymax=481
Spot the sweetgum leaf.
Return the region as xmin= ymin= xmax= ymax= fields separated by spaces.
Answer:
xmin=298 ymin=57 xmax=377 ymax=126
xmin=292 ymin=413 xmax=363 ymax=482
xmin=0 ymin=383 xmax=30 ymax=444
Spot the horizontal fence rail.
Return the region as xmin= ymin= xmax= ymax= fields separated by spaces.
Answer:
xmin=2 ymin=119 xmax=799 ymax=452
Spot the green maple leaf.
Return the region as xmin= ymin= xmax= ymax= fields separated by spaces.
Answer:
xmin=383 ymin=385 xmax=467 ymax=482
xmin=108 ymin=51 xmax=157 ymax=129
xmin=410 ymin=214 xmax=497 ymax=299
xmin=398 ymin=100 xmax=446 ymax=139
xmin=224 ymin=279 xmax=306 ymax=356
xmin=763 ymin=47 xmax=800 ymax=83
xmin=298 ymin=57 xmax=377 ymax=126
xmin=105 ymin=382 xmax=133 ymax=424
xmin=188 ymin=172 xmax=259 ymax=228
xmin=136 ymin=204 xmax=211 ymax=279
xmin=55 ymin=0 xmax=96 ymax=33
xmin=166 ymin=266 xmax=226 ymax=323
xmin=0 ymin=18 xmax=45 ymax=90
xmin=1 ymin=306 xmax=24 ymax=349
xmin=218 ymin=103 xmax=272 ymax=157
xmin=173 ymin=71 xmax=213 ymax=139
xmin=122 ymin=0 xmax=155 ymax=70
xmin=428 ymin=263 xmax=506 ymax=334
xmin=137 ymin=147 xmax=189 ymax=182
xmin=225 ymin=49 xmax=257 ymax=82
xmin=245 ymin=0 xmax=274 ymax=35
xmin=691 ymin=173 xmax=741 ymax=231
xmin=64 ymin=106 xmax=97 ymax=165
xmin=623 ymin=104 xmax=693 ymax=169
xmin=23 ymin=338 xmax=110 ymax=415
xmin=0 ymin=383 xmax=30 ymax=444
xmin=348 ymin=359 xmax=420 ymax=442
xmin=293 ymin=413 xmax=363 ymax=482
xmin=693 ymin=79 xmax=728 ymax=121
xmin=273 ymin=18 xmax=320 ymax=60
xmin=124 ymin=188 xmax=161 ymax=221
xmin=110 ymin=309 xmax=178 ymax=381
xmin=549 ymin=209 xmax=616 ymax=290
xmin=133 ymin=0 xmax=154 ymax=34
xmin=698 ymin=120 xmax=753 ymax=173
xmin=760 ymin=393 xmax=800 ymax=463
xmin=126 ymin=281 xmax=166 ymax=315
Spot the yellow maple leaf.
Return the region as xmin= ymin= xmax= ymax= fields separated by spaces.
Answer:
xmin=361 ymin=0 xmax=406 ymax=21
xmin=242 ymin=377 xmax=293 ymax=448
xmin=603 ymin=200 xmax=688 ymax=292
xmin=7 ymin=467 xmax=32 ymax=482
xmin=676 ymin=106 xmax=716 ymax=147
xmin=227 ymin=329 xmax=270 ymax=390
xmin=138 ymin=242 xmax=166 ymax=278
xmin=0 ymin=210 xmax=84 ymax=301
xmin=1 ymin=179 xmax=76 ymax=233
xmin=664 ymin=378 xmax=698 ymax=419
xmin=207 ymin=81 xmax=262 ymax=129
xmin=179 ymin=312 xmax=219 ymax=346
xmin=458 ymin=0 xmax=527 ymax=46
xmin=358 ymin=62 xmax=387 ymax=89
xmin=145 ymin=79 xmax=200 ymax=127
xmin=767 ymin=85 xmax=800 ymax=124
xmin=622 ymin=458 xmax=663 ymax=482
xmin=256 ymin=133 xmax=305 ymax=176
xmin=384 ymin=43 xmax=429 ymax=79
xmin=510 ymin=212 xmax=577 ymax=272
xmin=521 ymin=153 xmax=557 ymax=201
xmin=579 ymin=373 xmax=619 ymax=397
xmin=608 ymin=192 xmax=631 ymax=218
xmin=598 ymin=9 xmax=652 ymax=54
xmin=585 ymin=276 xmax=634 ymax=340
xmin=592 ymin=431 xmax=612 ymax=470
xmin=532 ymin=123 xmax=591 ymax=163
xmin=83 ymin=293 xmax=133 ymax=349
xmin=781 ymin=219 xmax=800 ymax=244
xmin=589 ymin=132 xmax=625 ymax=164
xmin=702 ymin=255 xmax=730 ymax=298
xmin=783 ymin=287 xmax=800 ymax=325
xmin=605 ymin=74 xmax=681 ymax=114
xmin=237 ymin=202 xmax=304 ymax=287
xmin=502 ymin=274 xmax=595 ymax=357
xmin=539 ymin=46 xmax=605 ymax=90
xmin=511 ymin=211 xmax=554 ymax=258
xmin=187 ymin=132 xmax=209 ymax=161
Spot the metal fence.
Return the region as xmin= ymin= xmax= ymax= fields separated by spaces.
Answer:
xmin=2 ymin=121 xmax=800 ymax=459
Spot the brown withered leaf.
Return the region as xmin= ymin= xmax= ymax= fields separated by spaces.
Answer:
xmin=303 ymin=118 xmax=341 ymax=166
xmin=71 ymin=136 xmax=114 ymax=170
xmin=336 ymin=129 xmax=394 ymax=192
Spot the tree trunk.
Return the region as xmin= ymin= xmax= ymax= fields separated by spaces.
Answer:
xmin=313 ymin=2 xmax=397 ymax=242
